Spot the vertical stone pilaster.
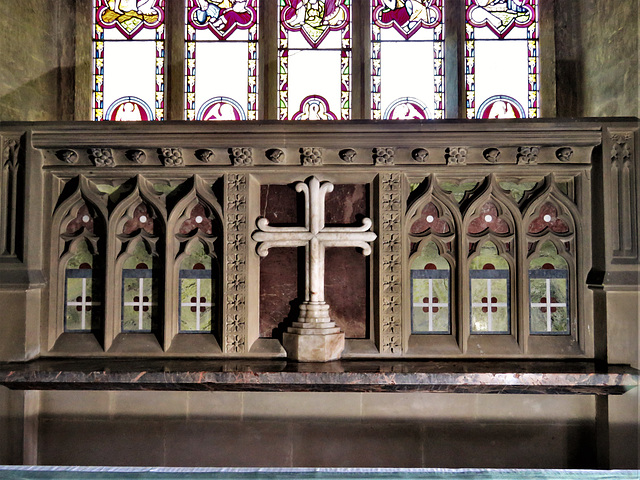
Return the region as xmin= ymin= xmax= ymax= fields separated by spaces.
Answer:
xmin=379 ymin=172 xmax=402 ymax=354
xmin=609 ymin=131 xmax=638 ymax=262
xmin=1 ymin=136 xmax=22 ymax=259
xmin=224 ymin=173 xmax=248 ymax=353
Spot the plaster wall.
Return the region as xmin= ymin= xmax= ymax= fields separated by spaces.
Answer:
xmin=35 ymin=390 xmax=600 ymax=468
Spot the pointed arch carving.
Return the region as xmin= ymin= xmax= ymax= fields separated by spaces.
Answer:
xmin=106 ymin=175 xmax=167 ymax=351
xmin=463 ymin=175 xmax=519 ymax=256
xmin=49 ymin=176 xmax=108 ymax=351
xmin=522 ymin=175 xmax=579 ymax=253
xmin=166 ymin=176 xmax=223 ymax=348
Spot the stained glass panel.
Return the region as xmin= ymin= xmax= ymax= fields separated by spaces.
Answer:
xmin=179 ymin=243 xmax=214 ymax=332
xmin=65 ymin=241 xmax=101 ymax=332
xmin=122 ymin=241 xmax=158 ymax=332
xmin=529 ymin=241 xmax=569 ymax=334
xmin=185 ymin=0 xmax=258 ymax=120
xmin=371 ymin=0 xmax=444 ymax=119
xmin=465 ymin=0 xmax=538 ymax=119
xmin=93 ymin=0 xmax=165 ymax=121
xmin=411 ymin=242 xmax=450 ymax=334
xmin=470 ymin=242 xmax=510 ymax=334
xmin=278 ymin=0 xmax=352 ymax=120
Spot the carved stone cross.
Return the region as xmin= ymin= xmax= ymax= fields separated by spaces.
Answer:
xmin=252 ymin=177 xmax=377 ymax=362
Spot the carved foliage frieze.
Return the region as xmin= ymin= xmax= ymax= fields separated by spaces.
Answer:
xmin=1 ymin=136 xmax=22 ymax=257
xmin=224 ymin=173 xmax=248 ymax=352
xmin=380 ymin=173 xmax=402 ymax=354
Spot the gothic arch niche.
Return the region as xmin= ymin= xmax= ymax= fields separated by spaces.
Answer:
xmin=462 ymin=175 xmax=520 ymax=355
xmin=49 ymin=176 xmax=107 ymax=353
xmin=107 ymin=176 xmax=166 ymax=352
xmin=166 ymin=175 xmax=223 ymax=354
xmin=405 ymin=176 xmax=459 ymax=355
xmin=523 ymin=179 xmax=585 ymax=355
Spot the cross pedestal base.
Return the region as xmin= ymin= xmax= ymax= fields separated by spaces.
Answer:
xmin=283 ymin=302 xmax=345 ymax=362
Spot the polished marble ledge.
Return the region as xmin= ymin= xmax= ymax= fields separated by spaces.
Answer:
xmin=0 ymin=359 xmax=636 ymax=395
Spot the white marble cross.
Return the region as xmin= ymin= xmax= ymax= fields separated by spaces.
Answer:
xmin=252 ymin=176 xmax=377 ymax=361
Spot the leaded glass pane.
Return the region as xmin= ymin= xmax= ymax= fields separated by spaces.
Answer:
xmin=93 ymin=0 xmax=165 ymax=121
xmin=179 ymin=243 xmax=214 ymax=332
xmin=278 ymin=0 xmax=352 ymax=120
xmin=411 ymin=242 xmax=450 ymax=334
xmin=371 ymin=0 xmax=444 ymax=119
xmin=529 ymin=241 xmax=569 ymax=334
xmin=122 ymin=241 xmax=158 ymax=332
xmin=65 ymin=241 xmax=101 ymax=332
xmin=465 ymin=0 xmax=539 ymax=118
xmin=185 ymin=0 xmax=258 ymax=120
xmin=470 ymin=242 xmax=510 ymax=333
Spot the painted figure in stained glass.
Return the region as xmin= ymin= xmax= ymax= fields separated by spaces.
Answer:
xmin=97 ymin=0 xmax=163 ymax=39
xmin=282 ymin=0 xmax=349 ymax=47
xmin=467 ymin=0 xmax=534 ymax=38
xmin=375 ymin=0 xmax=441 ymax=37
xmin=190 ymin=0 xmax=256 ymax=38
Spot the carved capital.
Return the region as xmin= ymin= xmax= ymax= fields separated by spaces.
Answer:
xmin=126 ymin=149 xmax=146 ymax=164
xmin=266 ymin=148 xmax=285 ymax=164
xmin=340 ymin=148 xmax=357 ymax=163
xmin=555 ymin=147 xmax=573 ymax=162
xmin=483 ymin=148 xmax=500 ymax=163
xmin=57 ymin=149 xmax=78 ymax=165
xmin=412 ymin=148 xmax=429 ymax=163
xmin=196 ymin=149 xmax=214 ymax=163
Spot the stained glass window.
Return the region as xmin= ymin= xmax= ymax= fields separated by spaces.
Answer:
xmin=529 ymin=241 xmax=569 ymax=335
xmin=122 ymin=241 xmax=158 ymax=332
xmin=371 ymin=0 xmax=444 ymax=119
xmin=411 ymin=242 xmax=450 ymax=334
xmin=470 ymin=241 xmax=510 ymax=334
xmin=179 ymin=242 xmax=215 ymax=332
xmin=65 ymin=241 xmax=101 ymax=332
xmin=93 ymin=0 xmax=165 ymax=121
xmin=465 ymin=0 xmax=538 ymax=119
xmin=185 ymin=0 xmax=258 ymax=120
xmin=278 ymin=0 xmax=352 ymax=120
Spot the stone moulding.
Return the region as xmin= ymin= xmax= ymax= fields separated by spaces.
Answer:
xmin=0 ymin=359 xmax=635 ymax=394
xmin=379 ymin=173 xmax=402 ymax=354
xmin=224 ymin=173 xmax=248 ymax=353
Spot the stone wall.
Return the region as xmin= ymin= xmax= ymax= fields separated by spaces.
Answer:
xmin=555 ymin=0 xmax=639 ymax=117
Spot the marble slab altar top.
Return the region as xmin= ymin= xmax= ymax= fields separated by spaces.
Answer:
xmin=0 ymin=359 xmax=636 ymax=395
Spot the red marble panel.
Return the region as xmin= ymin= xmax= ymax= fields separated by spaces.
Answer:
xmin=259 ymin=183 xmax=369 ymax=339
xmin=325 ymin=247 xmax=368 ymax=338
xmin=259 ymin=247 xmax=301 ymax=338
xmin=260 ymin=184 xmax=300 ymax=224
xmin=325 ymin=184 xmax=368 ymax=224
